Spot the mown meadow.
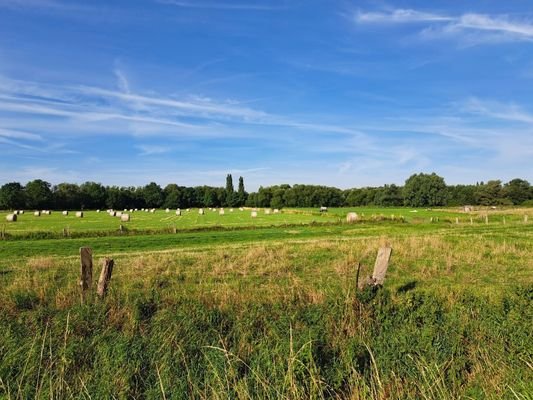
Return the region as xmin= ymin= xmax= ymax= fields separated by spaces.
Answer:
xmin=0 ymin=207 xmax=531 ymax=399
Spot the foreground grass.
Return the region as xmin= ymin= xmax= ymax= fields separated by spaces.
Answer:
xmin=0 ymin=225 xmax=532 ymax=399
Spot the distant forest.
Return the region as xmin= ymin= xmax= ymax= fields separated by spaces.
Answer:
xmin=0 ymin=173 xmax=531 ymax=210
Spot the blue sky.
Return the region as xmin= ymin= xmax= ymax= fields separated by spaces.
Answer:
xmin=0 ymin=0 xmax=532 ymax=190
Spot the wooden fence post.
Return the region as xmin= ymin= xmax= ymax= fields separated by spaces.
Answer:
xmin=79 ymin=247 xmax=93 ymax=293
xmin=97 ymin=258 xmax=114 ymax=298
xmin=358 ymin=247 xmax=393 ymax=289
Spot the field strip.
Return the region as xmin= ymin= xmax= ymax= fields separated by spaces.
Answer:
xmin=5 ymin=224 xmax=532 ymax=264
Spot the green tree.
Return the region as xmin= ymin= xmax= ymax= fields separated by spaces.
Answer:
xmin=474 ymin=180 xmax=502 ymax=205
xmin=25 ymin=179 xmax=52 ymax=209
xmin=0 ymin=182 xmax=25 ymax=210
xmin=503 ymin=179 xmax=530 ymax=205
xmin=53 ymin=183 xmax=81 ymax=210
xmin=403 ymin=173 xmax=447 ymax=207
xmin=142 ymin=182 xmax=164 ymax=208
xmin=237 ymin=176 xmax=247 ymax=206
xmin=80 ymin=182 xmax=107 ymax=209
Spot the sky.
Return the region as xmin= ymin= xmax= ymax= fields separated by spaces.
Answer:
xmin=0 ymin=0 xmax=532 ymax=190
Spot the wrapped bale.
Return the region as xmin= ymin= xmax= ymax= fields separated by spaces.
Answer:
xmin=121 ymin=213 xmax=130 ymax=222
xmin=176 ymin=210 xmax=181 ymax=216
xmin=6 ymin=214 xmax=17 ymax=222
xmin=199 ymin=208 xmax=204 ymax=215
xmin=62 ymin=211 xmax=69 ymax=216
xmin=34 ymin=211 xmax=41 ymax=217
xmin=346 ymin=212 xmax=358 ymax=223
xmin=251 ymin=211 xmax=257 ymax=218
xmin=219 ymin=209 xmax=225 ymax=215
xmin=76 ymin=211 xmax=84 ymax=218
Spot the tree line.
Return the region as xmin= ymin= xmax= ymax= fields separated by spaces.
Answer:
xmin=0 ymin=173 xmax=531 ymax=211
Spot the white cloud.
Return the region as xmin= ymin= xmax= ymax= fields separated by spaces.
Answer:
xmin=136 ymin=144 xmax=171 ymax=156
xmin=155 ymin=0 xmax=281 ymax=11
xmin=355 ymin=8 xmax=533 ymax=43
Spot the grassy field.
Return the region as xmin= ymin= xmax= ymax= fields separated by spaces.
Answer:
xmin=0 ymin=208 xmax=532 ymax=399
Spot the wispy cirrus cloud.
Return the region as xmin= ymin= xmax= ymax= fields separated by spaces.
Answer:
xmin=462 ymin=97 xmax=533 ymax=124
xmin=354 ymin=8 xmax=533 ymax=44
xmin=155 ymin=0 xmax=283 ymax=11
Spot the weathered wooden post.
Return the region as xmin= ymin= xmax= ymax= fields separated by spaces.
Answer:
xmin=358 ymin=247 xmax=393 ymax=289
xmin=97 ymin=258 xmax=114 ymax=298
xmin=79 ymin=247 xmax=93 ymax=294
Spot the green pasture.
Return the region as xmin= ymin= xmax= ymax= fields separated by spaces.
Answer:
xmin=1 ymin=207 xmax=528 ymax=238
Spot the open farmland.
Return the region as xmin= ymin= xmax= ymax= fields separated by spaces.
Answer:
xmin=0 ymin=207 xmax=532 ymax=399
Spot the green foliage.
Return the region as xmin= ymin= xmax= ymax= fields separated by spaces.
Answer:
xmin=404 ymin=173 xmax=447 ymax=207
xmin=0 ymin=182 xmax=25 ymax=210
xmin=25 ymin=179 xmax=53 ymax=209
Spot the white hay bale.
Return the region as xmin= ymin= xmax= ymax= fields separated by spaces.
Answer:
xmin=20 ymin=210 xmax=24 ymax=214
xmin=274 ymin=209 xmax=279 ymax=214
xmin=6 ymin=214 xmax=16 ymax=222
xmin=265 ymin=209 xmax=271 ymax=215
xmin=62 ymin=211 xmax=69 ymax=216
xmin=239 ymin=207 xmax=244 ymax=211
xmin=219 ymin=209 xmax=225 ymax=215
xmin=165 ymin=208 xmax=170 ymax=213
xmin=42 ymin=210 xmax=50 ymax=215
xmin=150 ymin=209 xmax=155 ymax=213
xmin=176 ymin=210 xmax=181 ymax=216
xmin=251 ymin=211 xmax=257 ymax=218
xmin=130 ymin=209 xmax=133 ymax=212
xmin=230 ymin=208 xmax=233 ymax=212
xmin=186 ymin=208 xmax=190 ymax=212
xmin=116 ymin=211 xmax=123 ymax=217
xmin=346 ymin=212 xmax=358 ymax=223
xmin=34 ymin=211 xmax=41 ymax=217
xmin=75 ymin=211 xmax=83 ymax=218
xmin=96 ymin=209 xmax=101 ymax=213
xmin=121 ymin=213 xmax=130 ymax=222
xmin=110 ymin=211 xmax=116 ymax=217
xmin=199 ymin=208 xmax=204 ymax=215
xmin=134 ymin=208 xmax=138 ymax=211
xmin=13 ymin=210 xmax=18 ymax=215
xmin=124 ymin=208 xmax=127 ymax=212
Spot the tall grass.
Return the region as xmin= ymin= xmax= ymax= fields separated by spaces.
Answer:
xmin=0 ymin=231 xmax=531 ymax=399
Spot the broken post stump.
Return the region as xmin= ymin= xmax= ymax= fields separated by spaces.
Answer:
xmin=358 ymin=247 xmax=393 ymax=289
xmin=97 ymin=258 xmax=114 ymax=298
xmin=79 ymin=247 xmax=93 ymax=292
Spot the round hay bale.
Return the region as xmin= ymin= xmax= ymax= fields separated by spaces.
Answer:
xmin=219 ymin=209 xmax=225 ymax=215
xmin=199 ymin=208 xmax=204 ymax=215
xmin=346 ymin=212 xmax=358 ymax=223
xmin=121 ymin=213 xmax=130 ymax=222
xmin=62 ymin=211 xmax=69 ymax=216
xmin=239 ymin=207 xmax=244 ymax=211
xmin=6 ymin=213 xmax=17 ymax=222
xmin=34 ymin=211 xmax=41 ymax=217
xmin=110 ymin=211 xmax=116 ymax=217
xmin=176 ymin=210 xmax=181 ymax=216
xmin=20 ymin=210 xmax=24 ymax=214
xmin=265 ymin=209 xmax=271 ymax=215
xmin=76 ymin=211 xmax=84 ymax=218
xmin=116 ymin=211 xmax=123 ymax=217
xmin=186 ymin=209 xmax=190 ymax=212
xmin=251 ymin=211 xmax=257 ymax=218
xmin=150 ymin=209 xmax=155 ymax=213
xmin=96 ymin=209 xmax=101 ymax=213
xmin=274 ymin=209 xmax=279 ymax=214
xmin=165 ymin=208 xmax=170 ymax=213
